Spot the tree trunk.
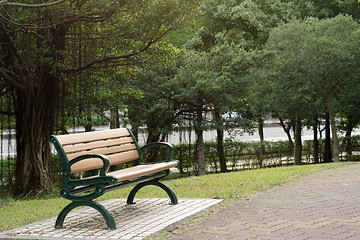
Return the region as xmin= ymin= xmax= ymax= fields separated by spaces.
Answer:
xmin=4 ymin=14 xmax=68 ymax=197
xmin=216 ymin=128 xmax=226 ymax=173
xmin=326 ymin=97 xmax=340 ymax=162
xmin=313 ymin=118 xmax=319 ymax=164
xmin=256 ymin=118 xmax=265 ymax=167
xmin=294 ymin=111 xmax=302 ymax=165
xmin=258 ymin=118 xmax=265 ymax=142
xmin=196 ymin=128 xmax=206 ymax=176
xmin=258 ymin=117 xmax=266 ymax=158
xmin=324 ymin=113 xmax=332 ymax=163
xmin=214 ymin=109 xmax=226 ymax=173
xmin=145 ymin=127 xmax=161 ymax=163
xmin=195 ymin=107 xmax=206 ymax=176
xmin=344 ymin=117 xmax=355 ymax=161
xmin=60 ymin=81 xmax=67 ymax=134
xmin=13 ymin=69 xmax=59 ymax=198
xmin=279 ymin=118 xmax=294 ymax=149
xmin=84 ymin=115 xmax=92 ymax=132
xmin=110 ymin=108 xmax=120 ymax=129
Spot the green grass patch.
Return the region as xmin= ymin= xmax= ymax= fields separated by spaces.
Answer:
xmin=0 ymin=163 xmax=343 ymax=231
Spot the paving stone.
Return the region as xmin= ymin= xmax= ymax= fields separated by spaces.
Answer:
xmin=168 ymin=163 xmax=360 ymax=240
xmin=0 ymin=198 xmax=222 ymax=240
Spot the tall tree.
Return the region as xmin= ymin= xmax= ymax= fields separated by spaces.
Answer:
xmin=259 ymin=21 xmax=314 ymax=164
xmin=123 ymin=45 xmax=183 ymax=162
xmin=0 ymin=0 xmax=197 ymax=197
xmin=262 ymin=15 xmax=360 ymax=163
xmin=173 ymin=42 xmax=249 ymax=175
xmin=302 ymin=15 xmax=360 ymax=162
xmin=335 ymin=78 xmax=360 ymax=160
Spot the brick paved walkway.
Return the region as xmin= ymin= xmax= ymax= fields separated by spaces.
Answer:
xmin=168 ymin=163 xmax=360 ymax=240
xmin=0 ymin=198 xmax=222 ymax=240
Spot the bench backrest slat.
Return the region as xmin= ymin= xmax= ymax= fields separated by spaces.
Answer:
xmin=67 ymin=144 xmax=137 ymax=161
xmin=70 ymin=150 xmax=140 ymax=173
xmin=107 ymin=150 xmax=140 ymax=165
xmin=63 ymin=137 xmax=134 ymax=153
xmin=57 ymin=128 xmax=130 ymax=145
xmin=54 ymin=128 xmax=140 ymax=174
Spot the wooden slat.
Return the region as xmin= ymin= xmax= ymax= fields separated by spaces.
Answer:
xmin=109 ymin=161 xmax=178 ymax=182
xmin=67 ymin=144 xmax=137 ymax=161
xmin=70 ymin=149 xmax=140 ymax=173
xmin=57 ymin=128 xmax=131 ymax=146
xmin=107 ymin=150 xmax=139 ymax=165
xmin=63 ymin=137 xmax=134 ymax=154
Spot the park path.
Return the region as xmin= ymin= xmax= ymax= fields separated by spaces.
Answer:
xmin=167 ymin=163 xmax=360 ymax=240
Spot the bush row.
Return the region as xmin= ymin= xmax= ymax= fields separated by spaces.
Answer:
xmin=1 ymin=135 xmax=360 ymax=192
xmin=172 ymin=135 xmax=360 ymax=174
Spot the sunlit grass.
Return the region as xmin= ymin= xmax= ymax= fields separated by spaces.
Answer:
xmin=0 ymin=162 xmax=344 ymax=231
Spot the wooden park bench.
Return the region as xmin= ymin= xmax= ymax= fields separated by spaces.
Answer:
xmin=50 ymin=128 xmax=179 ymax=229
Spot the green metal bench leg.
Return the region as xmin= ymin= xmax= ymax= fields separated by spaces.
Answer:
xmin=127 ymin=180 xmax=178 ymax=205
xmin=55 ymin=200 xmax=116 ymax=230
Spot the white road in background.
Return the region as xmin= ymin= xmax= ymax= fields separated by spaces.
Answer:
xmin=141 ymin=126 xmax=360 ymax=145
xmin=2 ymin=126 xmax=360 ymax=158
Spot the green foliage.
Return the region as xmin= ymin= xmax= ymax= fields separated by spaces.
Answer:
xmin=66 ymin=116 xmax=110 ymax=129
xmin=173 ymin=140 xmax=294 ymax=174
xmin=123 ymin=44 xmax=183 ymax=138
xmin=0 ymin=157 xmax=16 ymax=194
xmin=199 ymin=0 xmax=308 ymax=48
xmin=172 ymin=134 xmax=360 ymax=175
xmin=256 ymin=15 xmax=360 ymax=162
xmin=0 ymin=155 xmax=63 ymax=194
xmin=3 ymin=0 xmax=360 ymax=197
xmin=173 ymin=42 xmax=251 ymax=122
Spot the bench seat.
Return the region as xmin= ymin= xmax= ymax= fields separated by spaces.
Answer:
xmin=110 ymin=162 xmax=179 ymax=182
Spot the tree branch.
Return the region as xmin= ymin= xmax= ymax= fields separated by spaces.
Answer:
xmin=0 ymin=0 xmax=65 ymax=8
xmin=0 ymin=23 xmax=30 ymax=89
xmin=0 ymin=67 xmax=24 ymax=90
xmin=60 ymin=52 xmax=138 ymax=72
xmin=61 ymin=25 xmax=173 ymax=73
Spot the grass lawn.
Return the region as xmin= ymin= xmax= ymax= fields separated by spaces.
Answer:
xmin=0 ymin=162 xmax=343 ymax=232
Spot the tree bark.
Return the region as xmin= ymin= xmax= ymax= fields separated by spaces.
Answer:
xmin=83 ymin=115 xmax=92 ymax=132
xmin=214 ymin=109 xmax=226 ymax=173
xmin=344 ymin=116 xmax=355 ymax=161
xmin=110 ymin=108 xmax=120 ymax=129
xmin=2 ymin=13 xmax=66 ymax=197
xmin=258 ymin=118 xmax=265 ymax=142
xmin=324 ymin=113 xmax=332 ymax=163
xmin=13 ymin=69 xmax=59 ymax=197
xmin=326 ymin=97 xmax=340 ymax=162
xmin=294 ymin=111 xmax=302 ymax=165
xmin=195 ymin=106 xmax=206 ymax=176
xmin=313 ymin=118 xmax=319 ymax=164
xmin=279 ymin=118 xmax=294 ymax=149
xmin=258 ymin=117 xmax=266 ymax=156
xmin=145 ymin=127 xmax=161 ymax=163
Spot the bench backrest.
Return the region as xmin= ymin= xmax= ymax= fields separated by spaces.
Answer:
xmin=53 ymin=128 xmax=140 ymax=174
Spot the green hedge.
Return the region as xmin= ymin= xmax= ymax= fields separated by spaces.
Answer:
xmin=172 ymin=140 xmax=294 ymax=174
xmin=172 ymin=135 xmax=360 ymax=174
xmin=2 ymin=135 xmax=360 ymax=192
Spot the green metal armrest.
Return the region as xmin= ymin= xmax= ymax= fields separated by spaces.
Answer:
xmin=139 ymin=142 xmax=174 ymax=162
xmin=62 ymin=154 xmax=117 ymax=201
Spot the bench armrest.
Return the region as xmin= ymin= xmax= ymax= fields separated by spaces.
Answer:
xmin=139 ymin=142 xmax=174 ymax=162
xmin=69 ymin=153 xmax=110 ymax=176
